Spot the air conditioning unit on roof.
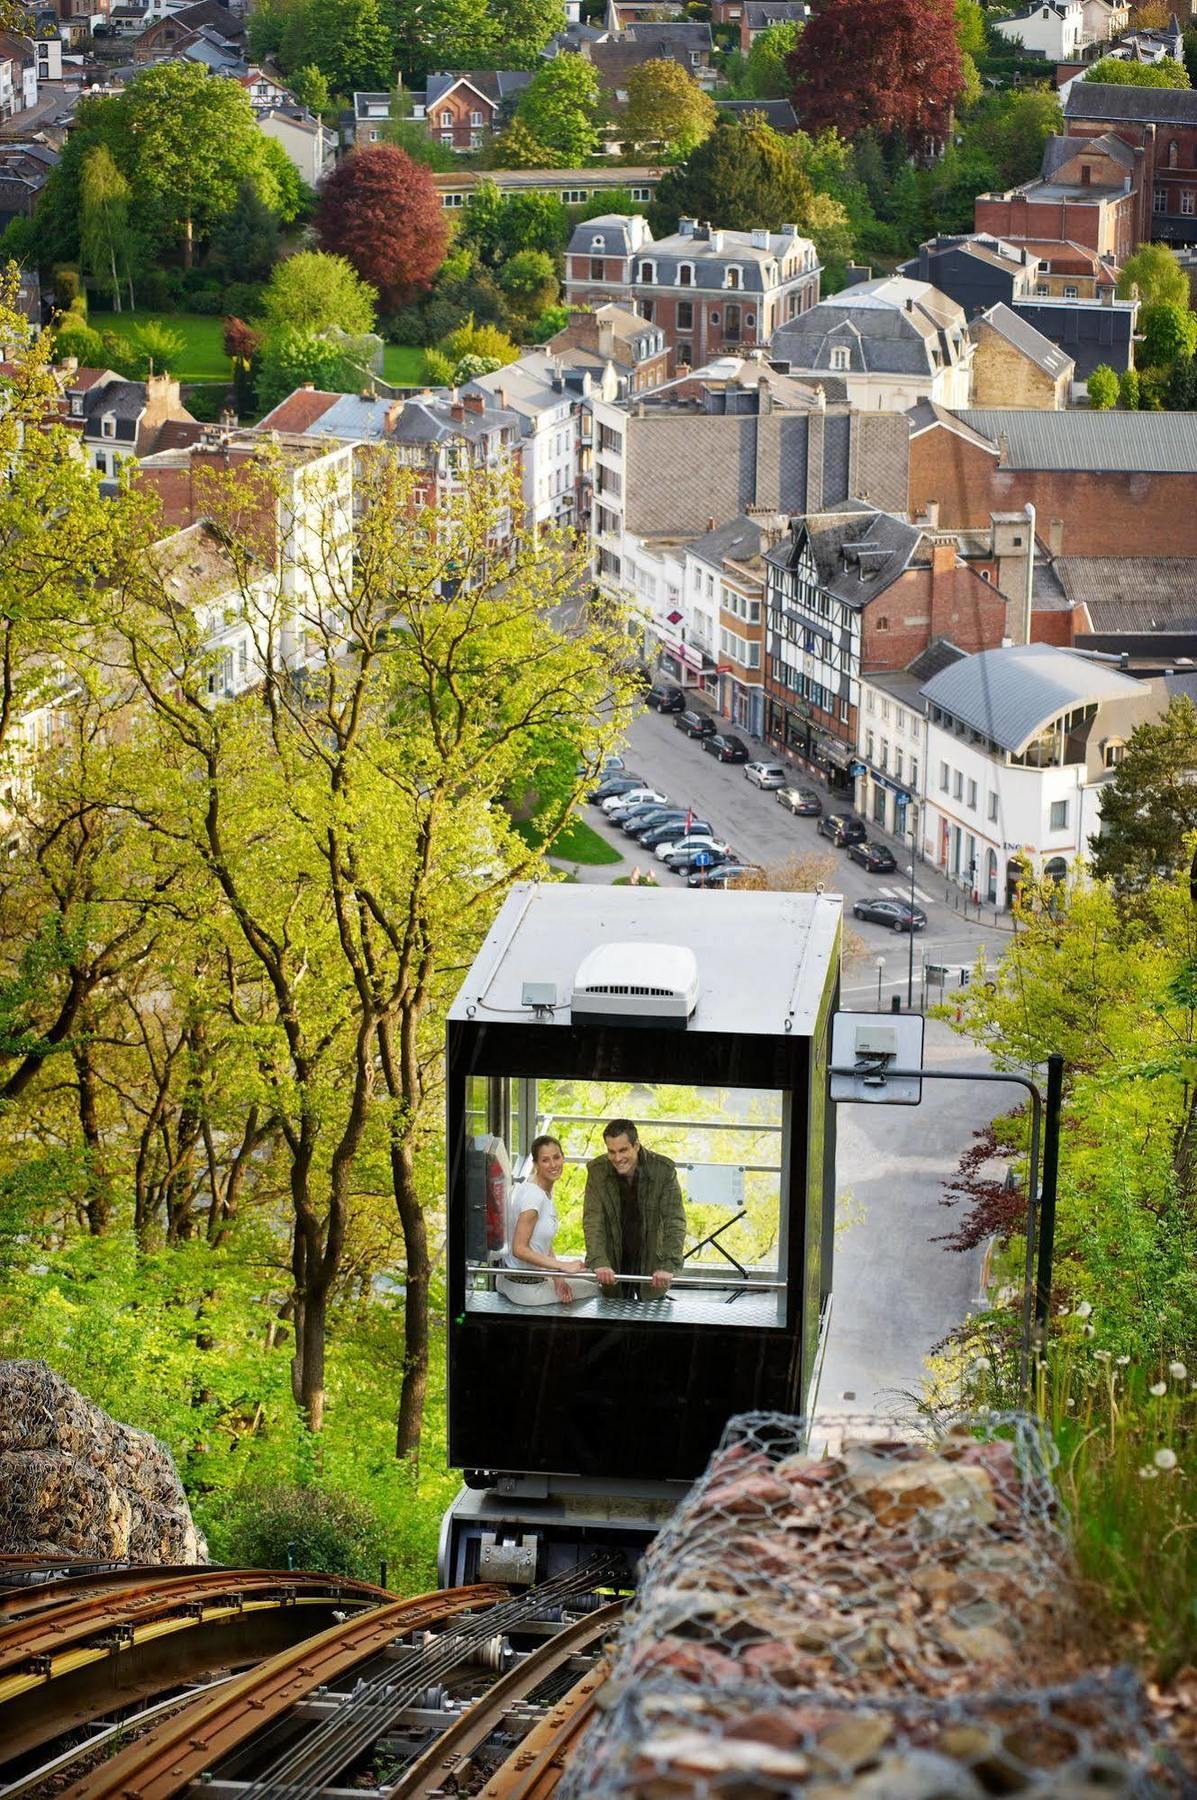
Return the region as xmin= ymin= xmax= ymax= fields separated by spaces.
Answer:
xmin=571 ymin=942 xmax=699 ymax=1029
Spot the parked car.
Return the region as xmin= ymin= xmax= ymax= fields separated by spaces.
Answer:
xmin=602 ymin=786 xmax=668 ymax=816
xmin=673 ymin=709 xmax=716 ymax=739
xmin=640 ymin=817 xmax=713 ymax=850
xmin=661 ymin=843 xmax=735 ymax=874
xmin=852 ymin=897 xmax=927 ymax=932
xmin=589 ymin=772 xmax=646 ymax=803
xmin=702 ymin=733 xmax=750 ymax=763
xmin=646 ymin=684 xmax=686 ymax=713
xmin=614 ymin=800 xmax=676 ymax=829
xmin=654 ymin=834 xmax=732 ymax=863
xmin=776 ymin=786 xmax=822 ymax=817
xmin=848 ymin=840 xmax=898 ymax=874
xmin=818 ymin=813 xmax=868 ymax=847
xmin=623 ymin=809 xmax=690 ymax=840
xmin=578 ymin=752 xmax=626 ymax=776
xmin=744 ymin=762 xmax=787 ymax=789
xmin=687 ymin=863 xmax=762 ymax=888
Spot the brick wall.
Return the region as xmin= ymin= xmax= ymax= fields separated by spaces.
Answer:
xmin=970 ymin=326 xmax=1068 ymax=409
xmin=427 ymin=86 xmax=494 ymax=151
xmin=860 ymin=557 xmax=1009 ymax=672
xmin=910 ymin=422 xmax=1197 ymax=556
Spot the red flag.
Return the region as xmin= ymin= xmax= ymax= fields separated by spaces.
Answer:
xmin=685 ymin=806 xmax=693 ymax=834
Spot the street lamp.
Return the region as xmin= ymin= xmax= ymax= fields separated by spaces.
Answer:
xmin=874 ymin=953 xmax=886 ymax=1008
xmin=907 ymin=800 xmax=919 ymax=1010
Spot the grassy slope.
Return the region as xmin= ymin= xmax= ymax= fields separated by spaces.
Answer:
xmin=101 ymin=311 xmax=229 ymax=382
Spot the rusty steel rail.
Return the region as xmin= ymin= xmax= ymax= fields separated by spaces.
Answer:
xmin=390 ymin=1600 xmax=623 ymax=1799
xmin=0 ymin=1568 xmax=391 ymax=1702
xmin=54 ymin=1584 xmax=507 ymax=1800
xmin=0 ymin=1564 xmax=237 ymax=1622
xmin=477 ymin=1657 xmax=610 ymax=1800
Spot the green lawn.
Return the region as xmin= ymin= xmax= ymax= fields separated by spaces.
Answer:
xmin=99 ymin=311 xmax=229 ymax=383
xmin=514 ymin=816 xmax=623 ymax=865
xmin=382 ymin=343 xmax=427 ymax=386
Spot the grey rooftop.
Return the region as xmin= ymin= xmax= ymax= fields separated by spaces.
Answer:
xmin=920 ymin=641 xmax=1145 ymax=752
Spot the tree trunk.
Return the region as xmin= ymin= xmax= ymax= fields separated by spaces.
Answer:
xmin=290 ymin=1226 xmax=307 ymax=1410
xmin=1173 ymin=1082 xmax=1197 ymax=1208
xmin=183 ymin=215 xmax=193 ymax=271
xmin=376 ymin=1014 xmax=431 ymax=1462
xmin=300 ymin=1282 xmax=327 ymax=1433
xmin=72 ymin=1032 xmax=110 ymax=1235
xmin=109 ymin=240 xmax=121 ymax=313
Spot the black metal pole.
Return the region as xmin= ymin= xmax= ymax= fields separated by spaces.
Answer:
xmin=907 ymin=803 xmax=918 ymax=1009
xmin=1034 ymin=1053 xmax=1065 ymax=1343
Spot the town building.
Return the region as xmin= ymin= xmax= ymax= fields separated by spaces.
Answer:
xmin=545 ymin=303 xmax=670 ymax=397
xmin=763 ymin=506 xmax=1007 ymax=788
xmin=967 ymin=304 xmax=1074 ymax=408
xmin=433 ymin=165 xmax=662 ymax=212
xmin=256 ymin=106 xmax=334 ymax=184
xmin=991 ymin=0 xmax=1087 ymax=60
xmin=0 ymin=141 xmax=59 ymax=229
xmin=919 ymin=641 xmax=1156 ymax=907
xmin=854 ymin=641 xmax=965 ymax=848
xmin=770 ymin=277 xmax=974 ymax=411
xmin=588 ymin=356 xmax=909 ymax=597
xmin=974 ymin=131 xmax=1144 ymax=270
xmin=422 ymin=70 xmax=532 ymax=153
xmin=1062 ymin=80 xmax=1197 ymax=248
xmin=351 ymin=89 xmax=403 ymax=147
xmin=465 ymin=354 xmax=585 ymax=536
xmin=565 ymin=215 xmax=821 ymax=370
xmin=63 ymin=368 xmax=200 ymax=477
xmin=908 ymin=406 xmax=1197 ymax=557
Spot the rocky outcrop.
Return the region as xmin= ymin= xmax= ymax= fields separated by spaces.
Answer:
xmin=0 ymin=1360 xmax=207 ymax=1564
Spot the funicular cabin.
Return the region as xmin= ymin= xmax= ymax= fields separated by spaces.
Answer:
xmin=440 ymin=884 xmax=842 ymax=1587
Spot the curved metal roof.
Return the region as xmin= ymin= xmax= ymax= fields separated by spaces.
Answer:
xmin=919 ymin=642 xmax=1144 ymax=752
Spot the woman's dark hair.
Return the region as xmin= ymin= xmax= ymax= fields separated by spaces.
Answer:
xmin=529 ymin=1134 xmax=563 ymax=1163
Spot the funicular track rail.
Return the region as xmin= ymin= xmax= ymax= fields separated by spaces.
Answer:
xmin=479 ymin=1657 xmax=610 ymax=1800
xmin=0 ymin=1564 xmax=236 ymax=1621
xmin=13 ymin=1563 xmax=622 ymax=1800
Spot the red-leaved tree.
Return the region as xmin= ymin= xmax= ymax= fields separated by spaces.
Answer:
xmin=788 ymin=0 xmax=962 ymax=154
xmin=315 ymin=145 xmax=449 ymax=313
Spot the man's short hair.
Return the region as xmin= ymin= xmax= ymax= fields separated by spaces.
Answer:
xmin=603 ymin=1119 xmax=639 ymax=1145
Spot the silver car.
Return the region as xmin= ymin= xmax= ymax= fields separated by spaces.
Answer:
xmin=744 ymin=762 xmax=787 ymax=790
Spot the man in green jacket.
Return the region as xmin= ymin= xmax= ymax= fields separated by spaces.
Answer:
xmin=583 ymin=1119 xmax=686 ymax=1297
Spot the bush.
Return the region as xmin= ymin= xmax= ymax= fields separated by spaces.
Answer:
xmin=189 ymin=287 xmax=224 ymax=315
xmin=1119 ymin=366 xmax=1140 ymax=410
xmin=137 ymin=269 xmax=177 ymax=312
xmin=124 ymin=319 xmax=187 ymax=377
xmin=219 ymin=1484 xmax=386 ymax=1582
xmin=1087 ymin=363 xmax=1118 ymax=410
xmin=386 ymin=305 xmax=429 ymax=346
xmin=423 ymin=346 xmax=454 ymax=385
xmin=53 ymin=264 xmax=83 ymax=307
xmin=53 ymin=317 xmax=106 ymax=367
xmin=222 ymin=281 xmax=266 ymax=321
xmin=1138 ymin=364 xmax=1168 ymax=410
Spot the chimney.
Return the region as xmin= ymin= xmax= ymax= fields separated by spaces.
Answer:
xmin=711 ymin=228 xmax=724 ymax=252
xmin=757 ymin=372 xmax=772 ymax=415
xmin=708 ymin=516 xmax=715 ymax=531
xmin=463 ymin=391 xmax=485 ymax=413
xmin=751 ymin=226 xmax=769 ymax=249
xmin=1047 ymin=517 xmax=1063 ymax=557
xmin=997 ymin=431 xmax=1009 ymax=467
xmin=929 ymin=534 xmax=961 ymax=639
xmin=385 ymin=398 xmax=404 ymax=430
xmin=302 ymin=381 xmax=314 ymax=390
xmin=451 ymin=401 xmax=465 ymax=421
xmin=678 ymin=217 xmax=696 ymax=236
xmin=920 ymin=499 xmax=940 ymax=529
xmin=495 ymin=386 xmax=507 ymax=409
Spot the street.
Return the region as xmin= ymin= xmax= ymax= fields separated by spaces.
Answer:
xmin=574 ymin=705 xmax=1010 ymax=1420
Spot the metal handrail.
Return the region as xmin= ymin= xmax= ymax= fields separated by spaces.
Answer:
xmin=466 ymin=1262 xmax=787 ymax=1293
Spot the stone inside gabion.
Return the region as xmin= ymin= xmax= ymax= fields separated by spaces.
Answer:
xmin=563 ymin=1412 xmax=1175 ymax=1798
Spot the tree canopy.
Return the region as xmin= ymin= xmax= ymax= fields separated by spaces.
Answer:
xmin=1118 ymin=242 xmax=1191 ymax=308
xmin=649 ymin=116 xmax=812 ymax=235
xmin=260 ymin=250 xmax=379 ymax=337
xmin=1085 ymin=54 xmax=1190 ymax=87
xmin=622 ymin=58 xmax=717 ymax=160
xmin=788 ymin=0 xmax=963 ymax=153
xmin=315 ymin=145 xmax=448 ymax=311
xmin=1090 ymin=697 xmax=1197 ymax=892
xmin=515 ymin=57 xmax=606 ymax=164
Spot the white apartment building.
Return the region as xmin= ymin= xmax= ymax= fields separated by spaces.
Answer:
xmin=590 ymin=390 xmax=628 ymax=595
xmin=992 ymin=0 xmax=1087 ymax=59
xmin=918 ymin=642 xmax=1156 ymax=911
xmin=466 ymin=354 xmax=586 ymax=536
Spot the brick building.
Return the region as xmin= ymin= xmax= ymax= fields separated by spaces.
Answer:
xmin=422 ymin=70 xmax=531 ymax=153
xmin=1063 ymin=80 xmax=1197 ymax=247
xmin=908 ymin=406 xmax=1197 ymax=558
xmin=763 ymin=505 xmax=1009 ymax=787
xmin=564 ymin=215 xmax=821 ymax=370
xmin=967 ymin=304 xmax=1073 ymax=408
xmin=546 ymin=303 xmax=669 ymax=396
xmin=974 ymin=131 xmax=1144 ymax=266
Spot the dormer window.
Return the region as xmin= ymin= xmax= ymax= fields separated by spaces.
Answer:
xmin=101 ymin=415 xmax=115 ymax=437
xmin=830 ymin=345 xmax=850 ymax=371
xmin=677 ymin=262 xmax=693 ymax=286
xmin=69 ymin=393 xmax=82 ymax=416
xmin=725 ymin=266 xmax=742 ymax=289
xmin=638 ymin=259 xmax=656 ymax=282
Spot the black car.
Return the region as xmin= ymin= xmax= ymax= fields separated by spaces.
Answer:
xmin=623 ymin=809 xmax=690 ymax=839
xmin=687 ymin=863 xmax=762 ymax=889
xmin=852 ymin=898 xmax=927 ymax=932
xmin=776 ymin=786 xmax=822 ymax=817
xmin=646 ymin=684 xmax=686 ymax=713
xmin=589 ymin=772 xmax=646 ymax=803
xmin=639 ymin=817 xmax=713 ymax=850
xmin=848 ymin=840 xmax=898 ymax=874
xmin=702 ymin=733 xmax=750 ymax=763
xmin=817 ymin=812 xmax=868 ymax=848
xmin=673 ymin=709 xmax=716 ymax=739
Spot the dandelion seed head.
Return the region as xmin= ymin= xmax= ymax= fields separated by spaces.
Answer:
xmin=1075 ymin=1300 xmax=1093 ymax=1319
xmin=1139 ymin=1466 xmax=1160 ymax=1480
xmin=1149 ymin=1381 xmax=1168 ymax=1397
xmin=1115 ymin=1355 xmax=1131 ymax=1367
xmin=1154 ymin=1448 xmax=1178 ymax=1472
xmin=1093 ymin=1349 xmax=1111 ymax=1362
xmin=1169 ymin=1362 xmax=1187 ymax=1381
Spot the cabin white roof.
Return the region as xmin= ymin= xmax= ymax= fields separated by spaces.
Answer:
xmin=449 ymin=883 xmax=842 ymax=1038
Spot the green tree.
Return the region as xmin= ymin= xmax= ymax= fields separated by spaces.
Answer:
xmin=1118 ymin=242 xmax=1191 ymax=308
xmin=79 ymin=144 xmax=135 ymax=313
xmin=1185 ymin=26 xmax=1197 ymax=85
xmin=1119 ymin=365 xmax=1140 ymax=409
xmin=516 ymin=57 xmax=605 ymax=164
xmin=438 ymin=314 xmax=520 ymax=368
xmin=745 ymin=21 xmax=800 ymax=97
xmin=382 ymin=114 xmax=459 ymax=169
xmin=649 ymin=116 xmax=812 ymax=234
xmin=289 ymin=63 xmax=332 ymax=113
xmin=1091 ymin=697 xmax=1197 ymax=892
xmin=210 ymin=181 xmax=282 ymax=284
xmin=279 ymin=0 xmax=394 ymax=94
xmin=622 ymin=57 xmax=717 ymax=159
xmin=483 ymin=116 xmax=563 ymax=169
xmin=954 ymin=0 xmax=986 ymax=56
xmin=1139 ymin=299 xmax=1197 ymax=367
xmin=256 ymin=327 xmax=352 ymax=407
xmin=124 ymin=319 xmax=186 ymax=377
xmin=1087 ymin=363 xmax=1118 ymax=409
xmin=498 ymin=248 xmax=559 ymax=317
xmin=961 ymin=86 xmax=1061 ymax=189
xmin=260 ymin=250 xmax=378 ymax=336
xmin=1084 ymin=54 xmax=1190 ymax=87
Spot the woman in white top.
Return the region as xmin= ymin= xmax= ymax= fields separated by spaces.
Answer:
xmin=498 ymin=1135 xmax=596 ymax=1307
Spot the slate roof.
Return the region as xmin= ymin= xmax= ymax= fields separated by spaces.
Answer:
xmin=570 ymin=213 xmax=650 ymax=257
xmin=768 ymin=501 xmax=923 ymax=609
xmin=689 ymin=513 xmax=773 ymax=572
xmin=716 ymin=98 xmax=798 ymax=129
xmin=623 ymin=19 xmax=712 ymax=49
xmin=771 ymin=277 xmax=970 ymax=379
xmin=970 ymin=303 xmax=1074 ymax=380
xmin=640 ymin=223 xmax=818 ymax=294
xmin=1041 ymin=129 xmax=1137 ymax=177
xmin=1065 ymin=79 xmax=1197 ymax=123
xmin=1055 ymin=557 xmax=1197 ymax=632
xmin=865 ymin=638 xmax=966 ymax=709
xmin=955 ymin=409 xmax=1197 ymax=472
xmin=743 ymin=1 xmax=810 ymax=26
xmin=424 ymin=69 xmax=532 ymax=109
xmin=919 ymin=641 xmax=1145 ymax=752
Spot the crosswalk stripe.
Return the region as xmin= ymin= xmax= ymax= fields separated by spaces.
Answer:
xmin=912 ymin=885 xmax=934 ymax=905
